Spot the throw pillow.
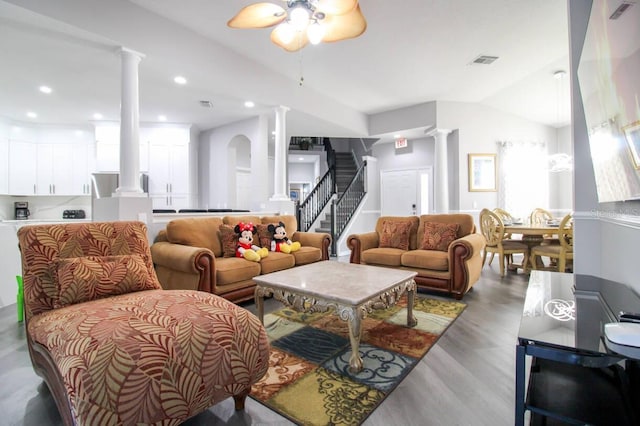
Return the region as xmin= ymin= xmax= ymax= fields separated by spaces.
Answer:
xmin=54 ymin=254 xmax=159 ymax=308
xmin=219 ymin=224 xmax=238 ymax=258
xmin=256 ymin=223 xmax=276 ymax=249
xmin=379 ymin=220 xmax=412 ymax=250
xmin=421 ymin=222 xmax=459 ymax=251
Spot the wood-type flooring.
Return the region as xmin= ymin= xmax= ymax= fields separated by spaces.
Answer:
xmin=0 ymin=256 xmax=530 ymax=426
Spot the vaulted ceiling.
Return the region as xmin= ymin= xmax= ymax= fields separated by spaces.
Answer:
xmin=0 ymin=0 xmax=571 ymax=139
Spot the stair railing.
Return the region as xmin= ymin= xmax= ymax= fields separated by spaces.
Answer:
xmin=330 ymin=160 xmax=367 ymax=255
xmin=296 ymin=137 xmax=337 ymax=231
xmin=297 ymin=167 xmax=335 ymax=232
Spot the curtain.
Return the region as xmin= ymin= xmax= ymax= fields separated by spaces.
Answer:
xmin=497 ymin=140 xmax=548 ymax=221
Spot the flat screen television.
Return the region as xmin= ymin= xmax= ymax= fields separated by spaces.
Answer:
xmin=578 ymin=0 xmax=640 ymax=202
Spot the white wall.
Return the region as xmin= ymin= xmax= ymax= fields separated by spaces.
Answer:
xmin=201 ymin=116 xmax=270 ymax=211
xmin=372 ymin=137 xmax=435 ymax=172
xmin=437 ymin=101 xmax=560 ymax=212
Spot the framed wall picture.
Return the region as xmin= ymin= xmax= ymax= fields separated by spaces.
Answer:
xmin=468 ymin=153 xmax=497 ymax=192
xmin=624 ymin=120 xmax=640 ymax=169
xmin=289 ymin=189 xmax=300 ymax=201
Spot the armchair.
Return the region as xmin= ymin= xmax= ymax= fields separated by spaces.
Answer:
xmin=18 ymin=221 xmax=269 ymax=425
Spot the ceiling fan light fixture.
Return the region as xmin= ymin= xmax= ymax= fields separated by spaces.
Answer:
xmin=307 ymin=21 xmax=324 ymax=44
xmin=277 ymin=22 xmax=295 ymax=44
xmin=290 ymin=5 xmax=310 ymax=31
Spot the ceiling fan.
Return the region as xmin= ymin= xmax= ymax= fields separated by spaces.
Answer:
xmin=227 ymin=0 xmax=367 ymax=52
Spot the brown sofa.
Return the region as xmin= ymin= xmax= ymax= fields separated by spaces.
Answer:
xmin=151 ymin=215 xmax=331 ymax=303
xmin=347 ymin=214 xmax=485 ymax=299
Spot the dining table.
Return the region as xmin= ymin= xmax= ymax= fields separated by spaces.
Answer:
xmin=503 ymin=222 xmax=562 ymax=272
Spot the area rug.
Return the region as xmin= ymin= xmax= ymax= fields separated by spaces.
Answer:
xmin=249 ymin=295 xmax=466 ymax=425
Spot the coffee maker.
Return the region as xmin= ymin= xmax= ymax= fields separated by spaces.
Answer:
xmin=15 ymin=201 xmax=30 ymax=220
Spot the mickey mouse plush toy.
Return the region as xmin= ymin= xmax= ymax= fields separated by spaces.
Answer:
xmin=267 ymin=221 xmax=301 ymax=254
xmin=234 ymin=222 xmax=268 ymax=262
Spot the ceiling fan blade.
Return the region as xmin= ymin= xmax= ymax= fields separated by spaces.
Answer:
xmin=321 ymin=4 xmax=367 ymax=43
xmin=271 ymin=26 xmax=309 ymax=52
xmin=316 ymin=0 xmax=358 ymax=16
xmin=227 ymin=2 xmax=286 ymax=29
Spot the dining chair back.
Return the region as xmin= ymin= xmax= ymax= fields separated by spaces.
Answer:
xmin=479 ymin=208 xmax=529 ymax=277
xmin=529 ymin=213 xmax=574 ymax=272
xmin=529 ymin=207 xmax=553 ymax=225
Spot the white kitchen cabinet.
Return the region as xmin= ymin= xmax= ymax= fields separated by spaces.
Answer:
xmin=148 ymin=141 xmax=190 ymax=209
xmin=8 ymin=140 xmax=37 ymax=195
xmin=0 ymin=138 xmax=8 ymax=194
xmin=36 ymin=143 xmax=90 ymax=195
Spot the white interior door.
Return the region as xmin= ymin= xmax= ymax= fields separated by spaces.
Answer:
xmin=381 ymin=168 xmax=432 ymax=216
xmin=381 ymin=170 xmax=417 ymax=216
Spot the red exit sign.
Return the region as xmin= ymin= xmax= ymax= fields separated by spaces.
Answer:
xmin=395 ymin=137 xmax=408 ymax=149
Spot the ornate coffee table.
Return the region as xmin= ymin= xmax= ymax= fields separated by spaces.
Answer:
xmin=253 ymin=261 xmax=418 ymax=373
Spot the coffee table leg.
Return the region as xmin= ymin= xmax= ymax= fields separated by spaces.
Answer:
xmin=347 ymin=311 xmax=363 ymax=374
xmin=254 ymin=286 xmax=265 ymax=324
xmin=407 ymin=288 xmax=418 ymax=327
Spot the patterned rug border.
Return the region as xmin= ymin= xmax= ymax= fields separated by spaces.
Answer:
xmin=249 ymin=294 xmax=467 ymax=425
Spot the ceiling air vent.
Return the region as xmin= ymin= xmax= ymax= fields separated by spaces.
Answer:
xmin=199 ymin=100 xmax=213 ymax=108
xmin=610 ymin=1 xmax=634 ymax=19
xmin=470 ymin=55 xmax=499 ymax=65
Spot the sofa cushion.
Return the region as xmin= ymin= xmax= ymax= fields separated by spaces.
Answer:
xmin=215 ymin=257 xmax=261 ymax=285
xmin=401 ymin=249 xmax=450 ymax=271
xmin=256 ymin=223 xmax=274 ymax=249
xmin=219 ymin=224 xmax=238 ymax=257
xmin=418 ymin=214 xmax=474 ymax=240
xmin=54 ymin=255 xmax=160 ymax=308
xmin=361 ymin=248 xmax=405 ymax=266
xmin=375 ymin=216 xmax=420 ymax=250
xmin=259 ymin=252 xmax=295 ymax=274
xmin=166 ymin=217 xmax=223 ymax=257
xmin=293 ymin=246 xmax=322 ymax=266
xmin=420 ymin=222 xmax=460 ymax=251
xmin=379 ymin=220 xmax=412 ymax=250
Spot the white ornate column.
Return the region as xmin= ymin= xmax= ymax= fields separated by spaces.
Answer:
xmin=271 ymin=105 xmax=290 ymax=201
xmin=431 ymin=128 xmax=451 ymax=213
xmin=92 ymin=47 xmax=152 ymax=227
xmin=115 ymin=47 xmax=144 ymax=196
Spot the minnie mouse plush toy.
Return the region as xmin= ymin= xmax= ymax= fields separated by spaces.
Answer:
xmin=267 ymin=221 xmax=301 ymax=254
xmin=234 ymin=222 xmax=268 ymax=262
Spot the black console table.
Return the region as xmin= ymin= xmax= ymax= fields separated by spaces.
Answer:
xmin=515 ymin=271 xmax=639 ymax=425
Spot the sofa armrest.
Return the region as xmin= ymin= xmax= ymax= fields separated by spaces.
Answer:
xmin=448 ymin=233 xmax=486 ymax=297
xmin=347 ymin=232 xmax=379 ymax=264
xmin=292 ymin=231 xmax=331 ymax=260
xmin=150 ymin=241 xmax=215 ymax=293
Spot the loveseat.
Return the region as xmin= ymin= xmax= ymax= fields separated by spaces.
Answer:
xmin=151 ymin=215 xmax=331 ymax=303
xmin=347 ymin=214 xmax=485 ymax=299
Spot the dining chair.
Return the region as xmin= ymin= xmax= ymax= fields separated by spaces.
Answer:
xmin=529 ymin=213 xmax=573 ymax=272
xmin=529 ymin=207 xmax=559 ymax=245
xmin=480 ymin=208 xmax=530 ymax=277
xmin=489 ymin=208 xmax=519 ymax=265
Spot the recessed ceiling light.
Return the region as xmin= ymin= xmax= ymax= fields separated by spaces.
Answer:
xmin=298 ymin=157 xmax=304 ymax=161
xmin=75 ymin=130 xmax=83 ymax=137
xmin=158 ymin=115 xmax=167 ymax=122
xmin=244 ymin=101 xmax=255 ymax=108
xmin=39 ymin=85 xmax=52 ymax=94
xmin=26 ymin=111 xmax=37 ymax=119
xmin=174 ymin=76 xmax=187 ymax=85
xmin=93 ymin=113 xmax=103 ymax=120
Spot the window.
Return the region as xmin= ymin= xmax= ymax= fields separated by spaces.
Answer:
xmin=497 ymin=141 xmax=548 ymax=220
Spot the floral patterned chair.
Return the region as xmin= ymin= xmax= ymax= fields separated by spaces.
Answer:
xmin=17 ymin=221 xmax=269 ymax=426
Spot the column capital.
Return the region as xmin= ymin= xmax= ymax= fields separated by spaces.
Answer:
xmin=425 ymin=127 xmax=453 ymax=138
xmin=275 ymin=105 xmax=290 ymax=114
xmin=118 ymin=47 xmax=145 ymax=60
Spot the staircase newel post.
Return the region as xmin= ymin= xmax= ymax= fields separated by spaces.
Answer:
xmin=296 ymin=200 xmax=302 ymax=232
xmin=330 ymin=200 xmax=337 ymax=256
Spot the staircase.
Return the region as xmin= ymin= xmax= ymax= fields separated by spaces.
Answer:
xmin=315 ymin=152 xmax=358 ymax=234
